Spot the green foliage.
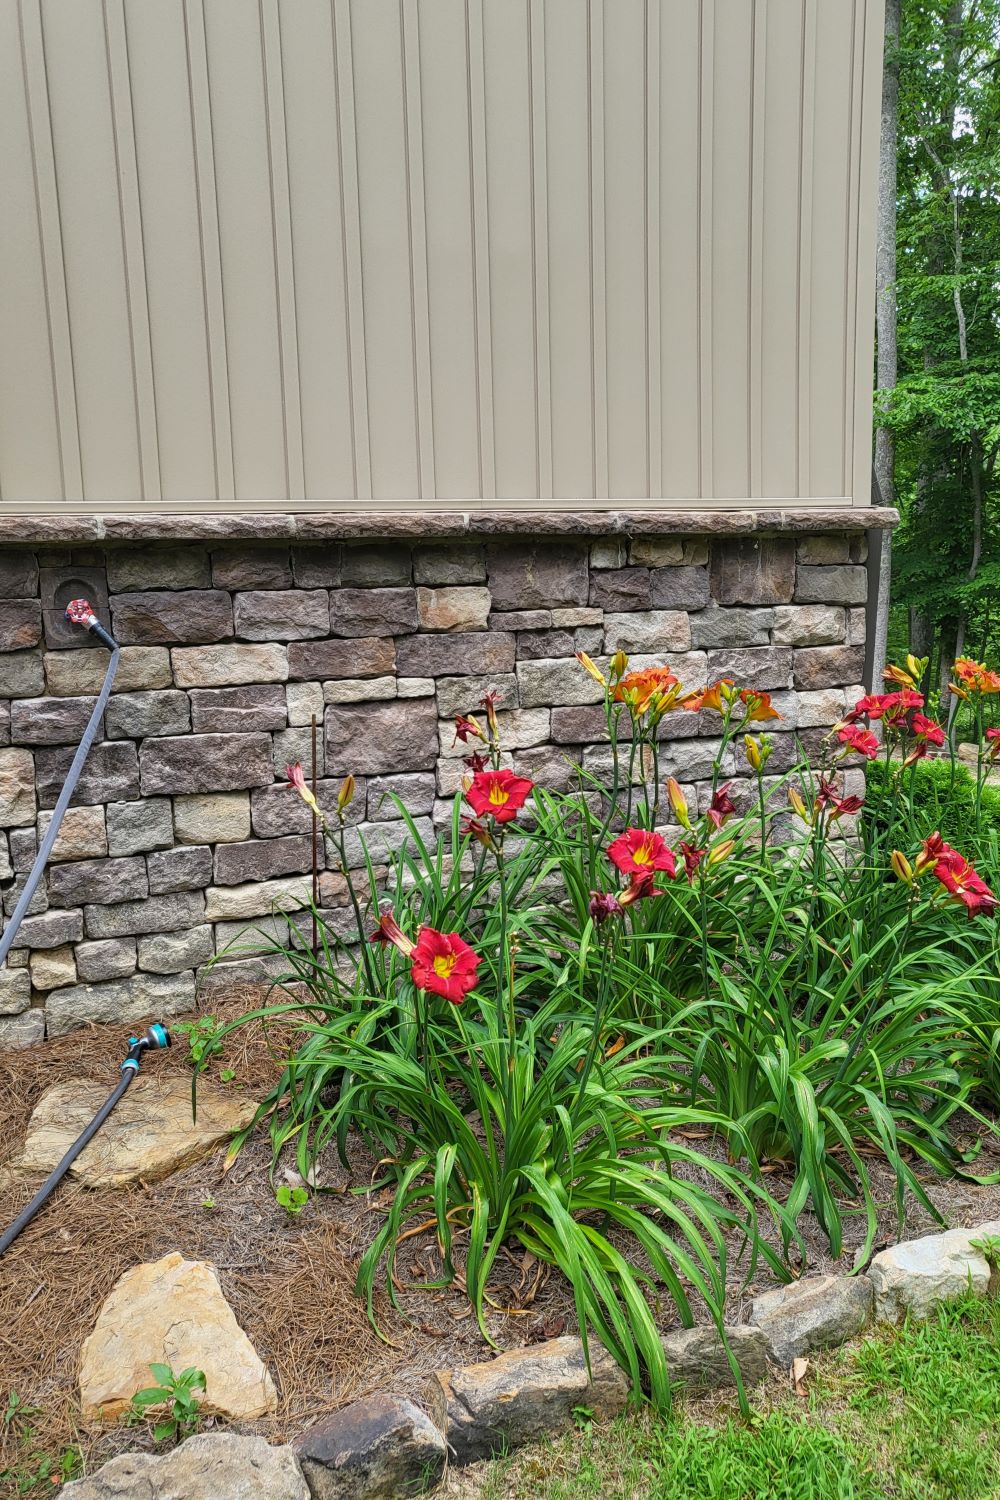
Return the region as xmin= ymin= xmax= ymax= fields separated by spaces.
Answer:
xmin=866 ymin=756 xmax=1000 ymax=842
xmin=171 ymin=1014 xmax=226 ymax=1068
xmin=128 ymin=1364 xmax=206 ymax=1445
xmin=275 ymin=1184 xmax=309 ymax=1216
xmin=0 ymin=1391 xmax=81 ymax=1494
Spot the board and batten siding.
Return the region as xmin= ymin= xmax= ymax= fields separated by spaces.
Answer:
xmin=0 ymin=0 xmax=884 ymax=514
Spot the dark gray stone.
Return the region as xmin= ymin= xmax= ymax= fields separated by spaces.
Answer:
xmin=292 ymin=545 xmax=342 ymax=588
xmin=105 ymin=547 xmax=211 ymax=591
xmin=48 ymin=855 xmax=148 ymax=908
xmin=413 ymin=544 xmax=486 ymax=585
xmin=74 ymin=937 xmax=137 ymax=982
xmin=327 ymin=700 xmax=438 ymax=776
xmin=105 ymin=690 xmax=191 ymax=740
xmin=9 ymin=908 xmax=84 ymax=949
xmin=793 ymin=646 xmax=867 ymax=690
xmin=0 ymin=553 xmax=39 ymax=598
xmin=516 ymin=629 xmax=577 ymax=661
xmin=0 ymin=600 xmax=42 ymax=651
xmin=35 ymin=742 xmax=140 ymax=809
xmin=689 ymin=608 xmax=774 ymax=649
xmin=296 ymin=1394 xmax=446 ymax=1500
xmin=396 ymin=631 xmax=515 ymax=677
xmin=139 ymin=733 xmax=274 ymax=795
xmin=751 ymin=1275 xmax=873 ymax=1365
xmin=3 ymin=872 xmax=47 ymax=918
xmin=137 ymin=925 xmax=215 ymax=974
xmin=106 ymin=798 xmax=174 ymax=857
xmin=0 ymin=651 xmax=45 ymax=698
xmin=795 ymin=564 xmax=869 ymax=606
xmin=287 ymin=637 xmax=395 ymax=680
xmin=662 ymin=1324 xmax=769 ymax=1389
xmin=710 ymin=538 xmax=796 ymax=606
xmin=329 ymin=588 xmax=418 ymax=638
xmin=250 ymin=778 xmax=367 ymax=837
xmin=234 ymin=589 xmax=329 ymax=641
xmin=588 ymin=568 xmax=651 ymax=611
xmin=705 ymin=647 xmax=793 ymax=691
xmin=212 ymin=546 xmax=292 ymax=590
xmin=366 ymin=773 xmax=436 ymax=820
xmin=341 ymin=544 xmax=412 ymax=587
xmin=10 ymin=696 xmax=96 ymax=745
xmin=549 ymin=706 xmax=612 ymax=744
xmin=147 ymin=845 xmax=213 ymax=894
xmin=486 ymin=542 xmax=589 ymax=610
xmin=190 ymin=684 xmax=287 ymax=734
xmin=650 ymin=565 xmax=711 ymax=609
xmin=489 ymin=609 xmax=553 ymax=631
xmin=213 ymin=835 xmax=315 ymax=885
xmin=110 ymin=590 xmax=233 ymax=645
xmin=83 ymin=890 xmax=205 ymax=940
xmin=435 ymin=673 xmax=518 ymax=720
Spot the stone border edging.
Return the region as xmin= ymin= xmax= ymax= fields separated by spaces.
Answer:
xmin=61 ymin=1216 xmax=1000 ymax=1498
xmin=0 ymin=506 xmax=899 ymax=546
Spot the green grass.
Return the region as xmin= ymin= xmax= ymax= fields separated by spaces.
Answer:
xmin=470 ymin=1297 xmax=1000 ymax=1500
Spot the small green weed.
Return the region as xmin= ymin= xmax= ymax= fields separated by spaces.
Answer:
xmin=171 ymin=1015 xmax=226 ymax=1069
xmin=275 ymin=1184 xmax=309 ymax=1216
xmin=128 ymin=1363 xmax=206 ymax=1445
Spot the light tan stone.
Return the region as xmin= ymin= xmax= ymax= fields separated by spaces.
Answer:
xmin=12 ymin=1075 xmax=256 ymax=1187
xmin=0 ymin=748 xmax=35 ymax=828
xmin=171 ymin=643 xmax=288 ymax=688
xmin=417 ymin=585 xmax=491 ymax=632
xmin=173 ymin=791 xmax=251 ymax=844
xmin=204 ymin=875 xmax=313 ymax=921
xmin=629 ymin=537 xmax=685 ymax=567
xmin=37 ymin=805 xmax=108 ymax=862
xmin=322 ymin=676 xmax=397 ymax=704
xmin=62 ymin=1436 xmax=305 ymax=1500
xmin=44 ymin=647 xmax=172 ymax=696
xmin=79 ymin=1252 xmax=276 ymax=1423
xmin=29 ymin=945 xmax=76 ymax=991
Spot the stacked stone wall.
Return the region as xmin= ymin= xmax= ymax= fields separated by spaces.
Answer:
xmin=0 ymin=520 xmax=875 ymax=1044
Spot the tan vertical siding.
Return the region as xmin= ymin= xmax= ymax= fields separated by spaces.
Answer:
xmin=0 ymin=0 xmax=884 ymax=512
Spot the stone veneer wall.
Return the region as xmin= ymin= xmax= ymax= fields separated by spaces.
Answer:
xmin=0 ymin=511 xmax=892 ymax=1046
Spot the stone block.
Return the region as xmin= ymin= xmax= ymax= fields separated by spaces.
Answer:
xmin=83 ymin=890 xmax=205 ymax=940
xmin=0 ymin=702 xmax=8 ymax=747
xmin=550 ymin=607 xmax=604 ymax=627
xmin=751 ymin=1274 xmax=873 ymax=1365
xmin=549 ymin=705 xmax=611 ymax=744
xmin=272 ymin=727 xmax=324 ymax=779
xmin=796 ymin=688 xmax=849 ymax=729
xmin=0 ymin=552 xmax=38 ymax=597
xmin=426 ymin=1336 xmax=628 ymax=1465
xmin=171 ymin=643 xmax=288 ymax=687
xmin=711 ymin=538 xmax=796 ymax=605
xmin=205 ymin=876 xmax=314 ymax=921
xmin=48 ymin=855 xmax=148 ymax=908
xmin=515 ymin=629 xmax=576 ymax=661
xmin=326 ymin=699 xmax=438 ymax=775
xmin=797 ymin=534 xmax=850 ymax=565
xmin=286 ymin=681 xmax=324 ymax=726
xmin=416 ymin=585 xmax=491 ymax=632
xmin=486 ymin=542 xmax=589 ymax=610
xmin=795 ymin=564 xmax=869 ymax=606
xmin=214 ymin=835 xmax=315 ymax=885
xmin=604 ymin=612 xmax=691 ymax=654
xmin=45 ymin=646 xmax=172 ymax=696
xmin=10 ymin=696 xmax=96 ymax=745
xmin=9 ymin=832 xmax=35 ymax=875
xmin=793 ymin=646 xmax=867 ymax=690
xmin=629 ymin=537 xmax=684 ymax=566
xmin=35 ymin=742 xmax=140 ymax=809
xmin=106 ymin=798 xmax=174 ymax=856
xmin=329 ymin=587 xmax=418 ymax=637
xmin=105 ymin=690 xmax=191 ymax=739
xmin=9 ymin=908 xmax=84 ymax=949
xmin=341 ymin=543 xmax=412 ymax=587
xmin=105 ymin=546 xmax=210 ymax=591
xmin=140 ymin=733 xmax=273 ymax=795
xmin=516 ymin=658 xmax=605 ymax=708
xmin=0 ymin=968 xmax=31 ymax=1015
xmin=60 ymin=1435 xmax=308 ymax=1500
xmin=147 ymin=845 xmax=213 ymax=894
xmin=366 ymin=772 xmax=436 ymax=820
xmin=287 ymin=637 xmax=394 ymax=680
xmin=489 ymin=609 xmax=553 ymax=631
xmin=322 ymin=677 xmax=397 ymax=704
xmin=110 ymin=590 xmax=233 ymax=645
xmin=29 ymin=944 xmax=77 ymax=991
xmin=3 ymin=869 xmax=47 ymax=919
xmin=706 ymin=646 xmax=793 ymax=691
xmin=0 ymin=650 xmax=45 ymax=698
xmin=689 ymin=609 xmax=774 ymax=649
xmin=39 ymin=565 xmax=108 ymax=651
xmin=0 ymin=599 xmax=42 ymax=651
xmin=590 ymin=538 xmax=629 ymax=569
xmin=212 ymin=545 xmax=292 ymax=590
xmin=662 ymin=1324 xmax=769 ymax=1389
xmin=46 ymin=970 xmax=196 ymax=1035
xmin=0 ymin=829 xmax=10 ymax=878
xmin=438 ymin=708 xmax=549 ymax=758
xmin=74 ymin=937 xmax=137 ymax=982
xmin=650 ymin=565 xmax=711 ymax=609
xmin=396 ymin=630 xmax=515 ymax=678
xmin=413 ymin=543 xmax=486 ymax=585
xmin=0 ymin=1011 xmax=44 ymax=1048
xmin=291 ymin=545 xmax=342 ymax=588
xmin=138 ymin=925 xmax=214 ymax=974
xmin=869 ymin=1222 xmax=1000 ymax=1323
xmin=189 ymin=684 xmax=287 ymax=733
xmin=251 ymin=778 xmax=366 ymax=837
xmin=340 ymin=817 xmax=435 ymax=868
xmin=234 ymin=589 xmax=329 ymax=641
xmin=772 ymin=605 xmax=846 ymax=647
xmin=435 ymin=673 xmax=518 ymax=720
xmin=514 ymin=743 xmax=580 ymax=792
xmin=848 ymin=607 xmax=867 ymax=646
xmin=295 ymin=1394 xmax=446 ymax=1500
xmin=588 ymin=568 xmax=651 ymax=611
xmin=0 ymin=748 xmax=36 ymax=827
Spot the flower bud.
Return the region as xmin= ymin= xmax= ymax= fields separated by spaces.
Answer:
xmin=788 ymin=787 xmax=812 ymax=825
xmin=336 ymin=774 xmax=356 ymax=814
xmin=666 ymin=776 xmax=691 ymax=830
xmin=576 ymin=651 xmax=607 ymax=687
xmin=707 ymin=838 xmax=735 ymax=867
xmin=610 ymin=650 xmax=629 ymax=681
xmin=890 ymin=850 xmax=914 ymax=884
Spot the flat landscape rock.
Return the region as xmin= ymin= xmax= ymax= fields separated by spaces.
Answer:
xmin=426 ymin=1335 xmax=629 ymax=1464
xmin=661 ymin=1323 xmax=769 ymax=1389
xmin=296 ymin=1393 xmax=446 ymax=1498
xmin=751 ymin=1275 xmax=873 ymax=1365
xmin=79 ymin=1253 xmax=277 ymax=1423
xmin=9 ymin=1074 xmax=256 ymax=1187
xmin=869 ymin=1221 xmax=1000 ymax=1323
xmin=62 ymin=1434 xmax=305 ymax=1499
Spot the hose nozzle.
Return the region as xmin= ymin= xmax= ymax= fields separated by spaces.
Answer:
xmin=121 ymin=1022 xmax=171 ymax=1074
xmin=65 ymin=597 xmax=118 ymax=651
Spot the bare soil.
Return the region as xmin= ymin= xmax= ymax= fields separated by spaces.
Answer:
xmin=2 ymin=989 xmax=1000 ymax=1481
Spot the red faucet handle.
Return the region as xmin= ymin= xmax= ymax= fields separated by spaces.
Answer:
xmin=65 ymin=598 xmax=98 ymax=629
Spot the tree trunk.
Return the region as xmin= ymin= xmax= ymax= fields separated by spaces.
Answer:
xmin=874 ymin=0 xmax=900 ymax=510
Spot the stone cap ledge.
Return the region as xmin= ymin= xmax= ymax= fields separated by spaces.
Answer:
xmin=0 ymin=507 xmax=899 ymax=546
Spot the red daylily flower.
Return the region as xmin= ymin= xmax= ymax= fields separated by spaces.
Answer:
xmin=463 ymin=751 xmax=489 ymax=773
xmin=816 ymin=776 xmax=864 ymax=821
xmin=837 ymin=724 xmax=879 ymax=760
xmin=453 ymin=715 xmax=485 ymax=746
xmin=707 ymin=783 xmax=736 ymax=831
xmin=589 ymin=891 xmax=623 ymax=924
xmin=287 ymin=761 xmax=321 ymax=816
xmin=912 ymin=713 xmax=945 ymax=747
xmin=607 ymin=828 xmax=677 ymax=880
xmin=931 ymin=844 xmax=998 ymax=919
xmin=679 ymin=842 xmax=706 ymax=883
xmin=410 ymin=926 xmax=480 ymax=1002
xmin=461 ymin=815 xmax=494 ymax=849
xmin=986 ymin=728 xmax=1000 ymax=760
xmin=618 ymin=872 xmax=666 ymax=906
xmin=369 ymin=910 xmax=416 ymax=955
xmin=464 ymin=768 xmax=534 ymax=823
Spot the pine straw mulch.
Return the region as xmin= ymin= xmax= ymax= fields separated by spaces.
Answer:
xmin=0 ymin=991 xmax=424 ymax=1479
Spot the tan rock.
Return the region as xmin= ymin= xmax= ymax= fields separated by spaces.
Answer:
xmin=173 ymin=791 xmax=251 ymax=844
xmin=416 ymin=585 xmax=491 ymax=632
xmin=44 ymin=647 xmax=172 ymax=696
xmin=204 ymin=875 xmax=312 ymax=921
xmin=29 ymin=944 xmax=77 ymax=991
xmin=171 ymin=643 xmax=288 ymax=688
xmin=37 ymin=805 xmax=108 ymax=862
xmin=0 ymin=748 xmax=35 ymax=828
xmin=62 ymin=1436 xmax=306 ymax=1499
xmin=80 ymin=1253 xmax=277 ymax=1423
xmin=11 ymin=1075 xmax=256 ymax=1188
